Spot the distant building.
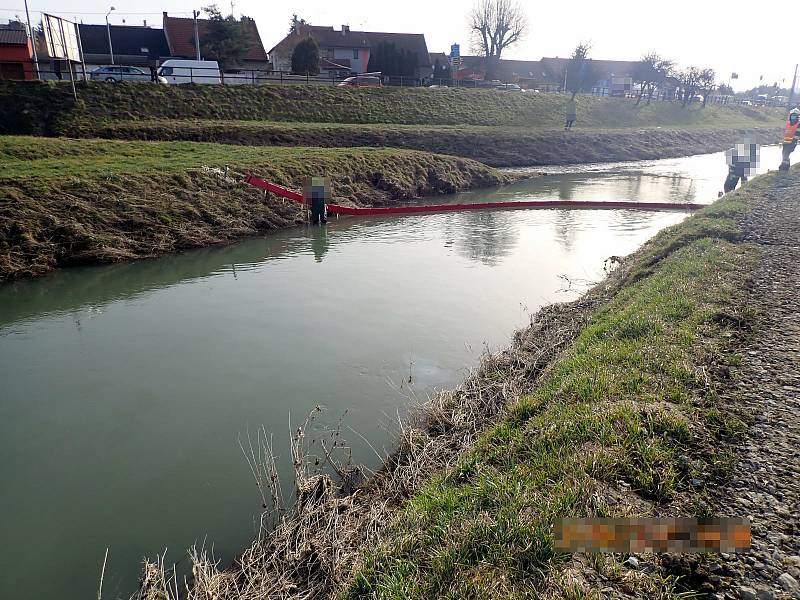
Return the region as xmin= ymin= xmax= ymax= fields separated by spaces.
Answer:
xmin=162 ymin=12 xmax=269 ymax=72
xmin=447 ymin=55 xmax=638 ymax=94
xmin=78 ymin=23 xmax=169 ymax=69
xmin=0 ymin=21 xmax=35 ymax=80
xmin=269 ymin=24 xmax=431 ymax=80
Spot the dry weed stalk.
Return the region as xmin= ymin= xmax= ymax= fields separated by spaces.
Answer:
xmin=135 ymin=260 xmax=634 ymax=600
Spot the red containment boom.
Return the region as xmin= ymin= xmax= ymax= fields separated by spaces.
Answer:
xmin=244 ymin=174 xmax=703 ymax=215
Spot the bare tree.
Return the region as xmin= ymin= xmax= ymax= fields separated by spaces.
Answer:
xmin=469 ymin=0 xmax=527 ymax=80
xmin=677 ymin=67 xmax=702 ymax=107
xmin=564 ymin=42 xmax=597 ymax=99
xmin=697 ymin=68 xmax=716 ymax=107
xmin=632 ymin=52 xmax=674 ymax=105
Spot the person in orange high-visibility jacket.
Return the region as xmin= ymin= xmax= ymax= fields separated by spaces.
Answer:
xmin=779 ymin=108 xmax=800 ymax=171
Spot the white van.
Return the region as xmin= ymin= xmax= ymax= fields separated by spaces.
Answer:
xmin=157 ymin=60 xmax=221 ymax=85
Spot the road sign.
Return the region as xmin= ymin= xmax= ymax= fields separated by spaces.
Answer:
xmin=450 ymin=43 xmax=460 ymax=59
xmin=42 ymin=13 xmax=81 ymax=62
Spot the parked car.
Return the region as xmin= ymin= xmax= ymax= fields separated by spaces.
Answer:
xmin=741 ymin=100 xmax=753 ymax=106
xmin=428 ymin=84 xmax=449 ymax=89
xmin=337 ymin=75 xmax=382 ymax=87
xmin=89 ymin=65 xmax=165 ymax=83
xmin=158 ymin=60 xmax=221 ymax=85
xmin=495 ymin=83 xmax=524 ymax=92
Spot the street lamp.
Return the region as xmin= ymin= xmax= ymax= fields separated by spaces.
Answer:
xmin=105 ymin=6 xmax=115 ymax=65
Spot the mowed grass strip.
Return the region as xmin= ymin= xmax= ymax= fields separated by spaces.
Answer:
xmin=343 ymin=187 xmax=760 ymax=597
xmin=0 ymin=136 xmax=500 ymax=185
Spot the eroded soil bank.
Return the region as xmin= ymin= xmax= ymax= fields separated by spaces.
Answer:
xmin=0 ymin=141 xmax=507 ymax=280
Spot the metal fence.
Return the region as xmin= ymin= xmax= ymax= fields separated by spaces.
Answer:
xmin=0 ymin=60 xmax=783 ymax=106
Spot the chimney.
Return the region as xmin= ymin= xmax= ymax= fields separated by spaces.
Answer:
xmin=341 ymin=25 xmax=349 ymax=35
xmin=143 ymin=19 xmax=147 ymax=26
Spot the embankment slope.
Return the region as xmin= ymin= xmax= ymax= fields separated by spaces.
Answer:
xmin=0 ymin=137 xmax=507 ymax=280
xmin=1 ymin=82 xmax=784 ymax=166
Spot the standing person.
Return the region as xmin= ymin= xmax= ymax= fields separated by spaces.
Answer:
xmin=724 ymin=140 xmax=759 ymax=193
xmin=565 ymin=95 xmax=577 ymax=130
xmin=149 ymin=66 xmax=157 ymax=82
xmin=779 ymin=108 xmax=800 ymax=171
xmin=304 ymin=177 xmax=329 ymax=225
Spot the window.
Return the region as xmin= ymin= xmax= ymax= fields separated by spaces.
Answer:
xmin=159 ymin=67 xmax=173 ymax=76
xmin=353 ymin=48 xmax=359 ymax=59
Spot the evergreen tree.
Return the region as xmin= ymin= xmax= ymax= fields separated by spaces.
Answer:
xmin=291 ymin=36 xmax=320 ymax=75
xmin=200 ymin=5 xmax=252 ymax=70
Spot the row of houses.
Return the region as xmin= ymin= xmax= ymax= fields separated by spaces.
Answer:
xmin=0 ymin=13 xmax=269 ymax=79
xmin=1 ymin=15 xmax=646 ymax=95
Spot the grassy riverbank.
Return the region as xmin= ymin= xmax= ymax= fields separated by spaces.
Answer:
xmin=139 ymin=165 xmax=776 ymax=599
xmin=0 ymin=81 xmax=783 ymax=134
xmin=66 ymin=120 xmax=782 ymax=167
xmin=0 ymin=137 xmax=507 ymax=280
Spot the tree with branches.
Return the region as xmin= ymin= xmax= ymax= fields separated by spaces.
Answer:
xmin=564 ymin=43 xmax=597 ymax=98
xmin=200 ymin=5 xmax=252 ymax=70
xmin=468 ymin=0 xmax=527 ymax=80
xmin=289 ymin=14 xmax=308 ymax=35
xmin=632 ymin=52 xmax=674 ymax=105
xmin=697 ymin=68 xmax=716 ymax=107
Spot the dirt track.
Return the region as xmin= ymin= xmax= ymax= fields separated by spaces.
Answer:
xmin=709 ymin=171 xmax=800 ymax=600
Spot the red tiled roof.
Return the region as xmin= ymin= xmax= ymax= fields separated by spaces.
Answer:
xmin=271 ymin=25 xmax=429 ymax=67
xmin=163 ymin=13 xmax=267 ymax=62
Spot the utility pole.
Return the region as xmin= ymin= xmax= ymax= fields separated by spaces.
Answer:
xmin=788 ymin=64 xmax=798 ymax=115
xmin=23 ymin=0 xmax=40 ymax=80
xmin=193 ymin=10 xmax=201 ymax=60
xmin=105 ymin=6 xmax=115 ymax=64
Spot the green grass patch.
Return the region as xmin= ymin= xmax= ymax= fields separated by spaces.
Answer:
xmin=343 ymin=185 xmax=761 ymax=597
xmin=0 ymin=80 xmax=783 ymax=135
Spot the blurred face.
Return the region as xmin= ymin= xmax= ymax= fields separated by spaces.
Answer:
xmin=791 ymin=114 xmax=799 ymax=125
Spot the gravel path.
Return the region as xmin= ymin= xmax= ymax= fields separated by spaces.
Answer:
xmin=711 ymin=171 xmax=800 ymax=600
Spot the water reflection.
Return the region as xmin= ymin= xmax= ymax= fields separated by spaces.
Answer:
xmin=449 ymin=210 xmax=519 ymax=266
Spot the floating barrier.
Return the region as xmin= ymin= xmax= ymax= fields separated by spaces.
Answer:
xmin=244 ymin=174 xmax=703 ymax=216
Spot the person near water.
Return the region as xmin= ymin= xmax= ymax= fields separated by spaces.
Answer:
xmin=724 ymin=140 xmax=759 ymax=193
xmin=565 ymin=96 xmax=577 ymax=130
xmin=304 ymin=177 xmax=329 ymax=225
xmin=779 ymin=108 xmax=800 ymax=171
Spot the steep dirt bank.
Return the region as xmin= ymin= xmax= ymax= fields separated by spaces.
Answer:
xmin=71 ymin=120 xmax=781 ymax=167
xmin=0 ymin=142 xmax=507 ymax=280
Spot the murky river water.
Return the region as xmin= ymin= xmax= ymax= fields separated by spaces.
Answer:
xmin=0 ymin=146 xmax=780 ymax=599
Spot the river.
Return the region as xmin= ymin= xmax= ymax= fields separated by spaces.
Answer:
xmin=0 ymin=146 xmax=780 ymax=599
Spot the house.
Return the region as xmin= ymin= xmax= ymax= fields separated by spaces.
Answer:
xmin=269 ymin=24 xmax=431 ymax=80
xmin=539 ymin=57 xmax=638 ymax=96
xmin=0 ymin=21 xmax=36 ymax=80
xmin=449 ymin=56 xmax=559 ymax=90
xmin=449 ymin=55 xmax=638 ymax=93
xmin=77 ymin=23 xmax=169 ymax=69
xmin=162 ymin=12 xmax=269 ymax=71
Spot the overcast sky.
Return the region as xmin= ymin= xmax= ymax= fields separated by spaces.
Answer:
xmin=3 ymin=0 xmax=794 ymax=92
